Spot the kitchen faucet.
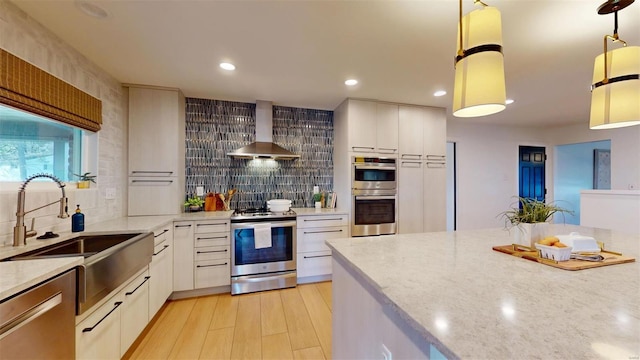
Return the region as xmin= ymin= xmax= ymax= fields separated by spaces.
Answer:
xmin=13 ymin=173 xmax=69 ymax=246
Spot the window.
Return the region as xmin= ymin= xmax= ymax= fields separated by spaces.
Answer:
xmin=0 ymin=104 xmax=84 ymax=182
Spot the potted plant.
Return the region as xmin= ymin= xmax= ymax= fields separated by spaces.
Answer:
xmin=184 ymin=196 xmax=204 ymax=212
xmin=74 ymin=172 xmax=96 ymax=189
xmin=499 ymin=196 xmax=573 ymax=248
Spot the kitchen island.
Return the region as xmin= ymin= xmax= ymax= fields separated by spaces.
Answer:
xmin=326 ymin=224 xmax=639 ymax=359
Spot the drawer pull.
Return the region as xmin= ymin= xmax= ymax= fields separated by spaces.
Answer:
xmin=131 ymin=179 xmax=173 ymax=183
xmin=197 ymin=262 xmax=228 ymax=268
xmin=175 ymin=224 xmax=192 ymax=228
xmin=154 ymin=229 xmax=169 ymax=238
xmin=303 ymin=229 xmax=343 ymax=234
xmin=352 ymin=146 xmax=375 ymax=151
xmin=196 ymin=249 xmax=228 ymax=254
xmin=125 ymin=276 xmax=150 ymax=296
xmin=153 ymin=245 xmax=169 ymax=256
xmin=131 ymin=171 xmax=173 ymax=175
xmin=197 ymin=236 xmax=228 ymax=240
xmin=304 ymin=218 xmax=343 ymax=222
xmin=197 ymin=223 xmax=228 ymax=227
xmin=303 ymin=254 xmax=332 ymax=259
xmin=82 ymin=301 xmax=122 ymax=333
xmin=426 ymin=162 xmax=446 ymax=168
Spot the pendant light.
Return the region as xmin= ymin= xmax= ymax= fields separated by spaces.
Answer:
xmin=452 ymin=0 xmax=506 ymax=118
xmin=589 ymin=0 xmax=640 ymax=130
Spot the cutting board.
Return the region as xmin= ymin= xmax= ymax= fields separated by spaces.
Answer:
xmin=492 ymin=244 xmax=635 ymax=271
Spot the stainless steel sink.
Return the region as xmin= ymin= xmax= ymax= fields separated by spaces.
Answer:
xmin=4 ymin=231 xmax=153 ymax=315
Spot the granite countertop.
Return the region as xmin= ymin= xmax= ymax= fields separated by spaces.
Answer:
xmin=326 ymin=224 xmax=640 ymax=359
xmin=0 ymin=257 xmax=83 ymax=299
xmin=292 ymin=207 xmax=348 ymax=216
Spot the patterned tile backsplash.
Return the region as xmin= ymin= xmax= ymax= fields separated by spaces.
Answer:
xmin=185 ymin=98 xmax=333 ymax=209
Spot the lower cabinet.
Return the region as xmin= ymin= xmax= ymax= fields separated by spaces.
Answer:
xmin=194 ymin=219 xmax=231 ymax=289
xmin=173 ymin=221 xmax=195 ymax=291
xmin=149 ymin=225 xmax=174 ymax=320
xmin=76 ymin=269 xmax=149 ymax=359
xmin=296 ymin=214 xmax=348 ymax=281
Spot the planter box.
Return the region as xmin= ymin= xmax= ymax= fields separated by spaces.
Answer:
xmin=512 ymin=222 xmax=549 ymax=249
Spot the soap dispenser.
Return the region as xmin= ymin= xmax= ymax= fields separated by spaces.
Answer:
xmin=72 ymin=205 xmax=85 ymax=232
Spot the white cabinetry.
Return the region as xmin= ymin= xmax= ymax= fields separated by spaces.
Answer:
xmin=296 ymin=214 xmax=348 ymax=282
xmin=76 ymin=269 xmax=150 ymax=360
xmin=194 ymin=219 xmax=231 ymax=289
xmin=120 ymin=270 xmax=150 ymax=356
xmin=127 ymin=85 xmax=185 ymax=216
xmin=398 ymin=105 xmax=447 ymax=233
xmin=149 ymin=225 xmax=174 ymax=320
xmin=337 ymin=99 xmax=399 ymax=154
xmin=173 ymin=221 xmax=194 ymax=291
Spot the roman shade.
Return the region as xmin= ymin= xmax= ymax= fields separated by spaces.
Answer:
xmin=0 ymin=49 xmax=102 ymax=132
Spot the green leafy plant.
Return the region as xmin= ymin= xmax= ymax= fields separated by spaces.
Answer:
xmin=499 ymin=196 xmax=573 ymax=227
xmin=74 ymin=172 xmax=96 ymax=183
xmin=184 ymin=196 xmax=204 ymax=207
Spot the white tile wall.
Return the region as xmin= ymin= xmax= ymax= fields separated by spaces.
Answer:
xmin=0 ymin=0 xmax=127 ymax=245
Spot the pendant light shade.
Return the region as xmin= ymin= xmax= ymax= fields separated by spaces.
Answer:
xmin=453 ymin=5 xmax=506 ymax=118
xmin=589 ymin=46 xmax=640 ymax=129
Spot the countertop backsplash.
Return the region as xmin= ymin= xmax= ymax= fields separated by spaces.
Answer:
xmin=185 ymin=98 xmax=333 ymax=209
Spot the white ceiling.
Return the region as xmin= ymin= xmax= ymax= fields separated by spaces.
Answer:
xmin=10 ymin=0 xmax=640 ymax=128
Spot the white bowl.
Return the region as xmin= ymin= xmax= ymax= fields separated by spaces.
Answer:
xmin=267 ymin=199 xmax=291 ymax=212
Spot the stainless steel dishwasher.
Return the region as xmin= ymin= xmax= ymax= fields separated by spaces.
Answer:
xmin=0 ymin=269 xmax=76 ymax=359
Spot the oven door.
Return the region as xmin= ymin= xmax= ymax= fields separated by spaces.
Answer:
xmin=351 ymin=193 xmax=397 ymax=237
xmin=231 ymin=220 xmax=297 ymax=277
xmin=352 ymin=165 xmax=397 ymax=190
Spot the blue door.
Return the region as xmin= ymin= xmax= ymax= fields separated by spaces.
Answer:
xmin=519 ymin=146 xmax=546 ymax=201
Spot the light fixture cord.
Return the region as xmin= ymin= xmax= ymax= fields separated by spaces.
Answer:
xmin=602 ymin=10 xmax=628 ymax=84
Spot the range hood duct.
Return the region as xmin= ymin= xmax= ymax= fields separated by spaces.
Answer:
xmin=227 ymin=100 xmax=300 ymax=160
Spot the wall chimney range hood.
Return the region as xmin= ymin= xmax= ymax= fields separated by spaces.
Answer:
xmin=227 ymin=100 xmax=300 ymax=160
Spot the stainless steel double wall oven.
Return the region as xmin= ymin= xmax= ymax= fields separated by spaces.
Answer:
xmin=351 ymin=156 xmax=397 ymax=236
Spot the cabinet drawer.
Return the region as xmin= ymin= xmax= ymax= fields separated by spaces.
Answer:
xmin=297 ymin=226 xmax=348 ymax=253
xmin=152 ymin=227 xmax=171 ymax=247
xmin=297 ymin=215 xmax=348 ymax=229
xmin=297 ymin=250 xmax=332 ymax=278
xmin=195 ymin=220 xmax=230 ymax=234
xmin=195 ymin=260 xmax=230 ymax=288
xmin=195 ymin=232 xmax=229 ymax=247
xmin=195 ymin=246 xmax=230 ymax=261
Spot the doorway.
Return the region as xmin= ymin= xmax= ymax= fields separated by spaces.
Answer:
xmin=519 ymin=146 xmax=546 ymax=201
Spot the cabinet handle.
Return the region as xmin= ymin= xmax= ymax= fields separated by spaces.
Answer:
xmin=0 ymin=293 xmax=62 ymax=339
xmin=197 ymin=235 xmax=228 ymax=241
xmin=401 ymin=161 xmax=422 ymax=167
xmin=304 ymin=218 xmax=343 ymax=222
xmin=196 ymin=249 xmax=228 ymax=254
xmin=303 ymin=254 xmax=332 ymax=259
xmin=377 ymin=148 xmax=397 ymax=153
xmin=82 ymin=301 xmax=122 ymax=333
xmin=303 ymin=229 xmax=343 ymax=234
xmin=175 ymin=224 xmax=192 ymax=228
xmin=197 ymin=262 xmax=228 ymax=268
xmin=426 ymin=155 xmax=445 ymax=160
xmin=426 ymin=162 xmax=446 ymax=168
xmin=153 ymin=245 xmax=169 ymax=256
xmin=125 ymin=276 xmax=150 ymax=296
xmin=197 ymin=223 xmax=228 ymax=227
xmin=154 ymin=229 xmax=169 ymax=238
xmin=401 ymin=154 xmax=421 ymax=160
xmin=131 ymin=179 xmax=173 ymax=183
xmin=131 ymin=171 xmax=173 ymax=175
xmin=352 ymin=146 xmax=375 ymax=151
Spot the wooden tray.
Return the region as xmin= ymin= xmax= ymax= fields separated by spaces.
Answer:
xmin=492 ymin=244 xmax=635 ymax=271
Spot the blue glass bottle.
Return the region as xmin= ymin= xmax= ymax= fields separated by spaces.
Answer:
xmin=72 ymin=205 xmax=84 ymax=232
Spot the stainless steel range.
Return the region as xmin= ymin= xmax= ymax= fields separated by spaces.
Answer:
xmin=230 ymin=208 xmax=297 ymax=295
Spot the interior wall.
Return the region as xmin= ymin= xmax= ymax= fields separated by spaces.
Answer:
xmin=447 ymin=121 xmax=548 ymax=231
xmin=0 ymin=1 xmax=126 ymax=244
xmin=554 ymin=140 xmax=611 ymax=225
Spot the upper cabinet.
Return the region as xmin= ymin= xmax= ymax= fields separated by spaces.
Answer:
xmin=128 ymin=86 xmax=185 ymax=175
xmin=398 ymin=105 xmax=425 ymax=158
xmin=336 ymin=99 xmax=399 ymax=154
xmin=423 ymin=107 xmax=447 ymax=157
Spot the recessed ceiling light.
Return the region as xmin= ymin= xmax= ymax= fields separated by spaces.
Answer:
xmin=220 ymin=63 xmax=236 ymax=71
xmin=75 ymin=1 xmax=109 ymax=19
xmin=505 ymin=99 xmax=515 ymax=105
xmin=433 ymin=90 xmax=447 ymax=97
xmin=345 ymin=79 xmax=358 ymax=86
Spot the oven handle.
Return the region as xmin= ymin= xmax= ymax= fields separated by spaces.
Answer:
xmin=231 ymin=220 xmax=297 ymax=229
xmin=355 ymin=195 xmax=396 ymax=201
xmin=354 ymin=165 xmax=397 ymax=171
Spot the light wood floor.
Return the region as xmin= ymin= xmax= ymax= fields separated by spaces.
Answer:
xmin=126 ymin=282 xmax=333 ymax=360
